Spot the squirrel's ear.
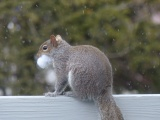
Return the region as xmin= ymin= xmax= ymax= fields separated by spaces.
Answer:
xmin=56 ymin=35 xmax=62 ymax=42
xmin=50 ymin=35 xmax=58 ymax=47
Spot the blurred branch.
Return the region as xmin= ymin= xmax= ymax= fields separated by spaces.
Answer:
xmin=27 ymin=20 xmax=39 ymax=37
xmin=108 ymin=46 xmax=134 ymax=58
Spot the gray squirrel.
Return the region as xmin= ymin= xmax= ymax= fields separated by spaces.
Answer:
xmin=36 ymin=35 xmax=124 ymax=120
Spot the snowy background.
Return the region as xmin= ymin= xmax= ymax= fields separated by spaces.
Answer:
xmin=0 ymin=0 xmax=160 ymax=95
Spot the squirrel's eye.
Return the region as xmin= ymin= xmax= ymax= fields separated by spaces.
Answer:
xmin=42 ymin=45 xmax=48 ymax=51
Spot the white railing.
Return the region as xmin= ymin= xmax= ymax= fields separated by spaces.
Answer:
xmin=0 ymin=94 xmax=160 ymax=120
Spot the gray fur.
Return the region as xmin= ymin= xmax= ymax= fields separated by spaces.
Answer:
xmin=37 ymin=35 xmax=124 ymax=120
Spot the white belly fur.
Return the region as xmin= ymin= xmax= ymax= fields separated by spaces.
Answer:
xmin=68 ymin=71 xmax=73 ymax=89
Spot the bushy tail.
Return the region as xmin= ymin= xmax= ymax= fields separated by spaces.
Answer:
xmin=95 ymin=93 xmax=124 ymax=120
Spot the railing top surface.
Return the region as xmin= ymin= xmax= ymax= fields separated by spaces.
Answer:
xmin=0 ymin=94 xmax=160 ymax=120
xmin=0 ymin=94 xmax=160 ymax=98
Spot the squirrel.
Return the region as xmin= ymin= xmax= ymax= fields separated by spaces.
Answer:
xmin=36 ymin=35 xmax=124 ymax=120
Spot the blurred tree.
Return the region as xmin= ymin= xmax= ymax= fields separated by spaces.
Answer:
xmin=0 ymin=0 xmax=160 ymax=95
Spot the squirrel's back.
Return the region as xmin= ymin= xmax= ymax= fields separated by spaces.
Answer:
xmin=67 ymin=45 xmax=113 ymax=100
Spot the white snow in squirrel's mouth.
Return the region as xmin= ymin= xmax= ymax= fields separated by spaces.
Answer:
xmin=37 ymin=55 xmax=52 ymax=69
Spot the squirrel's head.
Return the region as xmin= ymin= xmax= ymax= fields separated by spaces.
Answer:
xmin=36 ymin=35 xmax=63 ymax=69
xmin=37 ymin=35 xmax=62 ymax=58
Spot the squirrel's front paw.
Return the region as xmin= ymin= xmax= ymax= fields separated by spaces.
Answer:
xmin=44 ymin=91 xmax=58 ymax=97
